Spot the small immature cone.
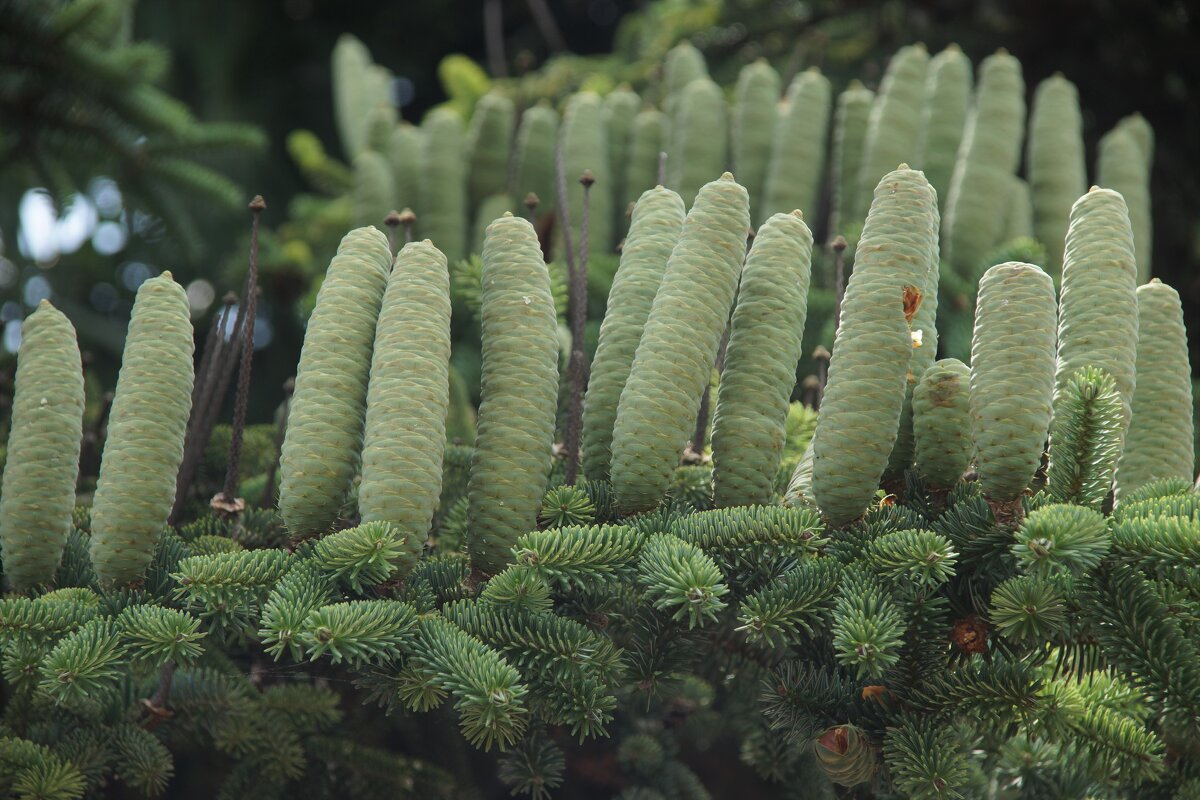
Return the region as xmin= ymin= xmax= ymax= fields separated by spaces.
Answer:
xmin=611 ymin=174 xmax=751 ymax=514
xmin=0 ymin=301 xmax=85 ymax=590
xmin=912 ymin=358 xmax=972 ymax=488
xmin=1115 ymin=280 xmax=1194 ymax=499
xmin=279 ymin=227 xmax=391 ymax=538
xmin=91 ymin=273 xmax=195 ymax=585
xmin=761 ymin=68 xmax=831 ymax=225
xmin=667 ymin=77 xmax=728 ymax=207
xmin=1055 ymin=187 xmax=1139 ymax=431
xmin=811 ymin=166 xmax=939 ymax=526
xmin=1027 ymin=74 xmax=1086 ymax=275
xmin=467 ymin=213 xmax=559 ymax=575
xmin=914 ymin=44 xmax=973 ymax=210
xmin=711 ymin=210 xmax=814 ymax=507
xmin=731 ymin=59 xmax=782 ymax=223
xmin=1097 ymin=126 xmax=1153 ymax=282
xmin=970 ymin=262 xmax=1057 ymax=502
xmin=581 ymin=186 xmax=686 ymax=482
xmin=358 ymin=240 xmax=451 ymax=569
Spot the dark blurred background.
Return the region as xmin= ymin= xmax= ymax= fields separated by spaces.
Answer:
xmin=2 ymin=0 xmax=1198 ymax=424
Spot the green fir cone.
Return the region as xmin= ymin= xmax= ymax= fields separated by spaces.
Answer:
xmin=604 ymin=85 xmax=641 ymax=236
xmin=1055 ymin=187 xmax=1139 ymax=430
xmin=611 ymin=174 xmax=751 ymax=514
xmin=829 ymin=80 xmax=874 ymax=240
xmin=465 ymin=91 xmax=516 ymax=212
xmin=467 ymin=214 xmax=560 ymax=575
xmin=942 ymin=50 xmax=1026 ymax=277
xmin=0 ymin=301 xmax=84 ymax=590
xmin=760 ymin=68 xmax=831 ymax=225
xmin=1115 ymin=280 xmax=1194 ymax=498
xmin=510 ymin=102 xmax=559 ymax=216
xmin=358 ymin=240 xmax=451 ymax=568
xmin=855 ymin=44 xmax=929 ymax=220
xmin=662 ymin=40 xmax=708 ymax=124
xmin=1001 ymin=175 xmax=1034 ymax=241
xmin=811 ymin=166 xmax=939 ymax=526
xmin=625 ymin=109 xmax=667 ymax=212
xmin=667 ymin=78 xmax=728 ymax=207
xmin=388 ymin=122 xmax=423 ymax=215
xmin=883 ymin=177 xmax=941 ymax=481
xmin=90 ymin=273 xmax=194 ymax=585
xmin=783 ymin=439 xmax=816 ymax=508
xmin=711 ymin=210 xmax=814 ymax=507
xmin=1027 ymin=75 xmax=1086 ymax=275
xmin=351 ymin=149 xmax=395 ymax=229
xmin=472 ymin=194 xmax=514 ymax=255
xmin=581 ymin=186 xmax=686 ymax=482
xmin=914 ymin=44 xmax=972 ymax=210
xmin=419 ymin=107 xmax=468 ymax=262
xmin=365 ymin=104 xmax=399 ymax=154
xmin=731 ymin=59 xmax=781 ymax=223
xmin=561 ymin=91 xmax=613 ymax=256
xmin=279 ymin=228 xmax=392 ymax=538
xmin=911 ymin=358 xmax=972 ymax=488
xmin=970 ymin=262 xmax=1057 ymax=502
xmin=1117 ymin=112 xmax=1154 ymax=169
xmin=1097 ymin=125 xmax=1152 ymax=282
xmin=332 ymin=34 xmax=389 ymax=159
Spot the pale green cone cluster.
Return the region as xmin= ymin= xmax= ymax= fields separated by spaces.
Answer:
xmin=280 ymin=227 xmax=392 ymax=539
xmin=761 ymin=68 xmax=830 ymax=224
xmin=611 ymin=174 xmax=751 ymax=515
xmin=1027 ymin=75 xmax=1086 ymax=274
xmin=582 ymin=186 xmax=686 ymax=482
xmin=711 ymin=210 xmax=814 ymax=508
xmin=668 ymin=77 xmax=727 ymax=208
xmin=912 ymin=358 xmax=972 ymax=489
xmin=358 ymin=241 xmax=452 ymax=567
xmin=331 ymin=34 xmax=391 ymax=159
xmin=1115 ymin=280 xmax=1194 ymax=499
xmin=467 ymin=214 xmax=560 ymax=575
xmin=0 ymin=301 xmax=84 ymax=590
xmin=829 ymin=80 xmax=874 ymax=239
xmin=1097 ymin=125 xmax=1153 ymax=282
xmin=914 ymin=44 xmax=972 ymax=209
xmin=1055 ymin=187 xmax=1139 ymax=431
xmin=942 ymin=50 xmax=1026 ymax=277
xmin=969 ymin=262 xmax=1057 ymax=502
xmin=561 ymin=91 xmax=612 ymax=256
xmin=855 ymin=44 xmax=929 ymax=220
xmin=420 ymin=108 xmax=468 ymax=262
xmin=510 ymin=102 xmax=559 ymax=214
xmin=811 ymin=166 xmax=939 ymax=526
xmin=732 ymin=59 xmax=781 ymax=224
xmin=90 ymin=273 xmax=195 ymax=585
xmin=465 ymin=91 xmax=516 ymax=212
